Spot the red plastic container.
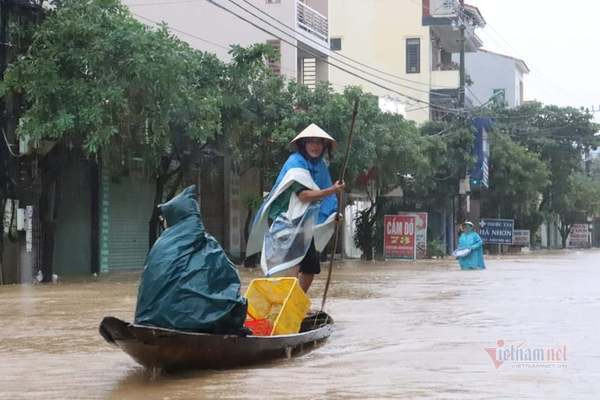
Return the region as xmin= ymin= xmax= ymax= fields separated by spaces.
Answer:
xmin=244 ymin=318 xmax=273 ymax=336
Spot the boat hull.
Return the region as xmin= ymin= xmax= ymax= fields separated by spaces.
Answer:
xmin=99 ymin=312 xmax=333 ymax=371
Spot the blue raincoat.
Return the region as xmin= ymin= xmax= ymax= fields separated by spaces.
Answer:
xmin=135 ymin=185 xmax=247 ymax=333
xmin=246 ymin=152 xmax=337 ymax=276
xmin=457 ymin=230 xmax=486 ymax=270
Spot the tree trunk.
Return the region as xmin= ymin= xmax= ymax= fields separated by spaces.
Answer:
xmin=39 ymin=146 xmax=63 ymax=283
xmin=558 ymin=222 xmax=571 ymax=249
xmin=362 ymin=245 xmax=374 ymax=261
xmin=148 ymin=164 xmax=182 ymax=248
xmin=40 ymin=178 xmax=59 ymax=283
xmin=148 ymin=175 xmax=165 ymax=248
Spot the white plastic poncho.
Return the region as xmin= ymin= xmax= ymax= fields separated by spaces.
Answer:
xmin=246 ymin=152 xmax=337 ymax=276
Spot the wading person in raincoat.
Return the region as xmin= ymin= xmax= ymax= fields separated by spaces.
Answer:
xmin=135 ymin=185 xmax=248 ymax=334
xmin=246 ymin=124 xmax=345 ymax=292
xmin=455 ymin=221 xmax=486 ymax=270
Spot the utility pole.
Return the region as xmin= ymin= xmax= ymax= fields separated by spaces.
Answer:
xmin=458 ymin=0 xmax=466 ymax=109
xmin=456 ymin=0 xmax=469 ymax=242
xmin=458 ymin=27 xmax=465 ymax=109
xmin=456 ymin=0 xmax=467 ymax=230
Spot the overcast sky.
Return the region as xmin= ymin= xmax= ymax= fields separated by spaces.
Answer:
xmin=467 ymin=0 xmax=599 ymax=116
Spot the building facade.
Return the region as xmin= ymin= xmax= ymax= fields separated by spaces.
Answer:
xmin=462 ymin=49 xmax=530 ymax=108
xmin=329 ymin=0 xmax=485 ymax=123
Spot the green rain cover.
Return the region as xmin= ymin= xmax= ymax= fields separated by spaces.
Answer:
xmin=134 ymin=185 xmax=247 ymax=333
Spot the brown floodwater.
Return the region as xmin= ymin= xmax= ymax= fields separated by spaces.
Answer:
xmin=1 ymin=250 xmax=599 ymax=399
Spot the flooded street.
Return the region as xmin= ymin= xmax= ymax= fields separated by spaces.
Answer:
xmin=1 ymin=250 xmax=599 ymax=399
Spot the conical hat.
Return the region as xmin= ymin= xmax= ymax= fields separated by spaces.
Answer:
xmin=290 ymin=123 xmax=337 ymax=150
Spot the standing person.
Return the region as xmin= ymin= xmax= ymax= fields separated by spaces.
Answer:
xmin=246 ymin=123 xmax=345 ymax=292
xmin=456 ymin=221 xmax=486 ymax=270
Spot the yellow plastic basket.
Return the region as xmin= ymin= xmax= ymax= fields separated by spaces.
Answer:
xmin=244 ymin=277 xmax=311 ymax=336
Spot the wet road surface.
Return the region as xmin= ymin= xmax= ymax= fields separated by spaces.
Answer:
xmin=1 ymin=250 xmax=599 ymax=399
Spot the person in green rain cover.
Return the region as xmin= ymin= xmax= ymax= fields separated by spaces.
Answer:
xmin=456 ymin=221 xmax=486 ymax=270
xmin=135 ymin=185 xmax=248 ymax=333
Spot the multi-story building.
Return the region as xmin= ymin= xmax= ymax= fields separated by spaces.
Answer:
xmin=124 ymin=0 xmax=330 ymax=88
xmin=329 ymin=0 xmax=485 ymax=123
xmin=462 ymin=49 xmax=530 ymax=108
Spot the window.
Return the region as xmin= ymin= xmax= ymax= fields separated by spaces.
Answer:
xmin=266 ymin=40 xmax=281 ymax=75
xmin=406 ymin=38 xmax=420 ymax=74
xmin=330 ymin=38 xmax=342 ymax=51
xmin=492 ymin=88 xmax=506 ymax=106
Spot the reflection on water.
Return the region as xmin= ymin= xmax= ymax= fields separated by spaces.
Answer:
xmin=1 ymin=250 xmax=600 ymax=399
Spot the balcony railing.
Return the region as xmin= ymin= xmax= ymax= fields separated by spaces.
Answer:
xmin=428 ymin=0 xmax=459 ymax=18
xmin=296 ymin=1 xmax=328 ymax=44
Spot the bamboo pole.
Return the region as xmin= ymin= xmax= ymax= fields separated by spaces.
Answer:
xmin=320 ymin=99 xmax=359 ymax=311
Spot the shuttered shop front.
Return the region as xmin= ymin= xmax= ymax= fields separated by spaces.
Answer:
xmin=100 ymin=172 xmax=154 ymax=272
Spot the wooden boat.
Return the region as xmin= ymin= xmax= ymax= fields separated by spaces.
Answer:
xmin=99 ymin=312 xmax=333 ymax=371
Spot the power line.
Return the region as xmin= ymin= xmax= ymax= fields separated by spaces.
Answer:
xmin=223 ymin=0 xmax=453 ymax=99
xmin=133 ymin=1 xmax=597 ymax=126
xmin=134 ymin=0 xmax=471 ymax=114
xmin=131 ymin=11 xmax=402 ymax=97
xmin=466 ymin=87 xmax=483 ymax=106
xmin=132 ymin=0 xmax=453 ymax=91
xmin=478 ymin=105 xmax=598 ymax=121
xmin=236 ymin=0 xmax=456 ymax=90
xmin=205 ymin=0 xmax=461 ymax=113
xmin=132 ymin=12 xmax=229 ymax=51
xmin=127 ymin=0 xmax=199 ymax=6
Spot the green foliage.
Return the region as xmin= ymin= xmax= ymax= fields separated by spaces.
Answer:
xmin=482 ymin=130 xmax=549 ymax=232
xmin=4 ymin=0 xmax=222 ymax=173
xmin=427 ymin=239 xmax=445 ymax=258
xmin=225 ymin=47 xmax=295 ymax=187
xmin=550 ymin=173 xmax=600 ymax=247
xmin=487 ymin=103 xmax=599 ymax=246
xmin=353 ymin=206 xmax=376 ymax=260
xmin=406 ymin=118 xmax=475 ymax=209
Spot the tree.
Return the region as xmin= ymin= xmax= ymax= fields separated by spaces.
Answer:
xmin=489 ymin=103 xmax=599 ymax=247
xmin=358 ymin=109 xmax=428 ymax=259
xmin=482 ymin=131 xmax=549 ymax=235
xmin=408 ymin=118 xmax=476 ymax=211
xmin=2 ymin=0 xmax=224 ymax=257
xmin=223 ymin=44 xmax=294 ymax=193
xmin=553 ymin=174 xmax=600 ymax=248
